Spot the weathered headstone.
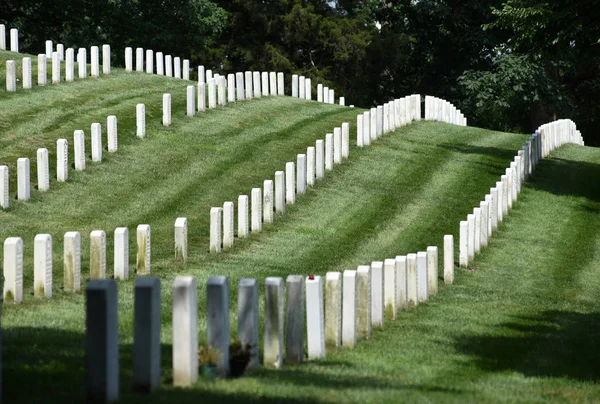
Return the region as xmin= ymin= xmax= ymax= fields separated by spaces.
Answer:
xmin=253 ymin=71 xmax=261 ymax=98
xmin=210 ymin=207 xmax=223 ymax=252
xmin=467 ymin=214 xmax=475 ymax=260
xmin=45 ymin=40 xmax=53 ymax=57
xmin=86 ymin=279 xmax=119 ymax=402
xmin=459 ymin=221 xmax=468 ymax=268
xmin=261 ymin=71 xmax=269 ymax=96
xmin=235 ymin=72 xmax=244 ymax=101
xmin=357 ymin=115 xmax=364 ymax=147
xmin=74 ymin=130 xmax=86 ymax=170
xmin=285 ymin=275 xmax=304 ymax=364
xmin=38 ymin=54 xmax=47 ymax=86
xmin=10 ymin=28 xmax=18 ymax=52
xmin=34 ymin=234 xmax=52 ymax=298
xmin=306 ymin=146 xmax=315 ymax=186
xmin=274 ymin=172 xmax=285 ymax=214
xmin=78 ymin=48 xmax=87 ymax=79
xmin=305 ymin=78 xmax=312 ymax=100
xmin=124 ymin=47 xmax=133 ymax=72
xmin=162 ymin=93 xmax=171 ymax=126
xmin=105 ymin=115 xmax=117 ymax=153
xmin=342 ymin=122 xmax=350 ymax=158
xmin=218 ymin=76 xmax=226 ymax=106
xmin=133 ymin=277 xmax=161 ymax=392
xmin=186 ymin=85 xmax=195 ymax=117
xmin=102 ymin=44 xmax=110 ymax=74
xmin=145 ymin=49 xmax=153 ymax=74
xmin=395 ymin=255 xmax=408 ymax=310
xmin=65 ymin=48 xmax=74 ymax=82
xmin=17 ymin=157 xmax=30 ymax=201
xmin=223 ymin=202 xmax=234 ymax=248
xmin=376 ymin=105 xmax=383 ymax=137
xmin=444 ymin=235 xmax=454 ymax=284
xmin=407 ymin=253 xmax=417 ymax=306
xmin=173 ymin=218 xmax=188 ymax=262
xmin=136 ymin=104 xmax=146 ymax=138
xmin=208 ymin=78 xmax=216 ymax=109
xmin=263 ymin=180 xmax=274 ymax=224
xmin=299 ymin=76 xmax=305 ymax=99
xmin=114 ymin=227 xmax=128 ymax=280
xmin=37 ymin=148 xmax=50 ymax=192
xmin=285 ymin=162 xmax=295 ymax=204
xmin=183 ymin=59 xmax=189 ymax=80
xmin=90 ymin=230 xmax=107 ymax=279
xmin=207 ymin=276 xmax=230 ymax=378
xmin=370 ymin=261 xmax=384 ymax=327
xmin=370 ymin=107 xmax=377 ymax=141
xmin=325 ymin=133 xmax=334 ymax=171
xmin=136 ymin=224 xmax=151 ymax=274
xmin=333 ymin=127 xmax=342 ymax=164
xmin=251 ymin=188 xmax=262 ymax=233
xmin=91 ymin=123 xmax=103 ymax=162
xmin=90 ymin=46 xmax=99 ymax=77
xmin=315 ymin=139 xmax=324 ymax=179
xmin=172 ymin=276 xmax=198 ymax=386
xmin=277 ymin=72 xmax=284 ymax=95
xmin=427 ymin=246 xmax=438 ymax=295
xmin=197 ymin=83 xmax=206 ymax=112
xmin=238 ymin=278 xmax=259 ymax=371
xmin=325 ymin=272 xmax=342 ymax=350
xmin=342 ymin=270 xmax=357 ymax=347
xmin=22 ymin=57 xmax=31 ymax=89
xmin=238 ymin=195 xmax=249 ymax=237
xmin=317 ymin=83 xmax=323 ymax=102
xmin=264 ymin=277 xmax=284 ymax=368
xmin=363 ymin=111 xmax=371 ymax=146
xmin=64 ymin=231 xmax=81 ymax=292
xmin=497 ymin=180 xmax=505 ymax=222
xmin=297 ymin=154 xmax=307 ymax=195
xmin=383 ymin=259 xmax=397 ymax=319
xmin=474 ymin=207 xmax=481 ymax=254
xmin=174 ymin=57 xmax=181 ymax=79
xmin=3 ymin=237 xmax=23 ymax=303
xmin=0 ymin=165 xmax=9 ymax=209
xmin=480 ymin=201 xmax=489 ymax=248
xmin=6 ymin=60 xmax=16 ymax=92
xmin=292 ymin=74 xmax=299 ymax=97
xmin=329 ymin=89 xmax=334 ymax=104
xmin=136 ymin=48 xmax=144 ymax=72
xmin=306 ymin=275 xmax=325 ymax=359
xmin=51 ymin=51 xmax=61 ymax=84
xmin=356 ymin=265 xmax=372 ymax=339
xmin=491 ymin=187 xmax=499 ymax=230
xmin=227 ymin=74 xmax=235 ymax=103
xmin=56 ymin=138 xmax=68 ymax=182
xmin=155 ymin=52 xmax=164 ymax=75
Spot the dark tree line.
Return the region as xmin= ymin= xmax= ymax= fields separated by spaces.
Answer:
xmin=2 ymin=0 xmax=599 ymax=144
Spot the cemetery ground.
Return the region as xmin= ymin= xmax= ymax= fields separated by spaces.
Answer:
xmin=1 ymin=49 xmax=600 ymax=402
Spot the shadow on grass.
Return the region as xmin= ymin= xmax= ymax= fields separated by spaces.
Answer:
xmin=435 ymin=143 xmax=520 ymax=161
xmin=454 ymin=310 xmax=600 ymax=381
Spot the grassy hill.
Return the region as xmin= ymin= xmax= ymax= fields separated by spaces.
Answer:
xmin=1 ymin=50 xmax=600 ymax=403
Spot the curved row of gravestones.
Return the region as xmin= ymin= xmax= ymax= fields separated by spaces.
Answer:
xmin=458 ymin=118 xmax=584 ymax=266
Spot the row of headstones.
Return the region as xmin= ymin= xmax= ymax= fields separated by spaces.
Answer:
xmin=424 ymin=95 xmax=467 ymax=126
xmin=458 ymin=118 xmax=584 ymax=267
xmin=0 ymin=25 xmax=18 ymax=52
xmin=0 ymin=117 xmax=118 ymax=209
xmin=84 ymin=239 xmax=456 ymax=401
xmin=2 ymin=224 xmax=152 ymax=303
xmin=208 ymin=123 xmax=350 ymax=252
xmin=5 ymin=44 xmax=111 ymax=92
xmin=290 ymin=74 xmax=346 ymax=106
xmin=356 ymin=94 xmax=421 ymax=147
xmin=124 ymin=47 xmax=189 ymax=79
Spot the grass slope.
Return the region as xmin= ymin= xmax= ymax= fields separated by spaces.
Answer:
xmin=1 ymin=50 xmax=599 ymax=402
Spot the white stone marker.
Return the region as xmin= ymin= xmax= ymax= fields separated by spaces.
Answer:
xmin=197 ymin=83 xmax=206 ymax=112
xmin=90 ymin=46 xmax=100 ymax=77
xmin=22 ymin=57 xmax=32 ymax=89
xmin=329 ymin=89 xmax=334 ymax=104
xmin=133 ymin=276 xmax=161 ymax=393
xmin=65 ymin=48 xmax=74 ymax=82
xmin=325 ymin=133 xmax=334 ymax=171
xmin=342 ymin=270 xmax=357 ymax=347
xmin=235 ymin=72 xmax=244 ymax=100
xmin=297 ymin=154 xmax=307 ymax=195
xmin=340 ymin=97 xmax=345 ymax=106
xmin=74 ymin=130 xmax=86 ymax=171
xmin=384 ymin=258 xmax=397 ymax=319
xmin=357 ymin=114 xmax=364 ymax=147
xmin=467 ymin=214 xmax=475 ymax=261
xmin=396 ymin=256 xmax=408 ymax=310
xmin=307 ymin=146 xmax=315 ymax=186
xmin=0 ymin=165 xmax=8 ymax=209
xmin=208 ymin=78 xmax=216 ymax=109
xmin=183 ymin=59 xmax=189 ymax=80
xmin=223 ymin=202 xmax=234 ymax=248
xmin=277 ymin=72 xmax=284 ymax=95
xmin=17 ymin=157 xmax=30 ymax=201
xmin=383 ymin=103 xmax=389 ymax=133
xmin=474 ymin=207 xmax=481 ymax=254
xmin=305 ymin=78 xmax=312 ymax=100
xmin=333 ymin=127 xmax=342 ymax=164
xmin=480 ymin=201 xmax=489 ymax=248
xmin=363 ymin=111 xmax=371 ymax=146
xmin=407 ymin=253 xmax=418 ymax=306
xmin=218 ymin=76 xmax=226 ymax=105
xmin=299 ymin=76 xmax=305 ymax=99
xmin=6 ymin=60 xmax=16 ymax=92
xmin=274 ymin=171 xmax=285 ymax=214
xmin=443 ymin=235 xmax=454 ymax=284
xmin=306 ymin=275 xmax=326 ymax=359
xmin=261 ymin=72 xmax=269 ymax=96
xmin=356 ymin=265 xmax=372 ymax=339
xmin=485 ymin=194 xmax=493 ymax=237
xmin=173 ymin=218 xmax=188 ymax=263
xmin=162 ymin=93 xmax=171 ymax=126
xmin=136 ymin=104 xmax=146 ymax=138
xmin=125 ymin=47 xmax=133 ymax=72
xmin=45 ymin=40 xmax=53 ymax=57
xmin=491 ymin=187 xmax=499 ymax=230
xmin=186 ymin=85 xmax=195 ymax=117
xmin=285 ymin=275 xmax=304 ymax=364
xmin=245 ymin=71 xmax=253 ymax=99
xmin=114 ymin=227 xmax=129 ymax=280
xmin=292 ymin=74 xmax=299 ymax=97
xmin=325 ymin=272 xmax=342 ymax=350
xmin=10 ymin=28 xmax=18 ymax=52
xmin=264 ymin=277 xmax=284 ymax=368
xmin=34 ymin=234 xmax=52 ymax=298
xmin=323 ymin=87 xmax=329 ymax=103
xmin=78 ymin=48 xmax=88 ymax=79
xmin=145 ymin=49 xmax=153 ymax=74
xmin=342 ymin=122 xmax=350 ymax=158
xmin=253 ymin=71 xmax=261 ymax=98
xmin=57 ymin=44 xmax=64 ymax=60
xmin=136 ymin=224 xmax=151 ymax=275
xmin=90 ymin=230 xmax=107 ymax=279
xmin=251 ymin=188 xmax=263 ymax=233
xmin=416 ymin=252 xmax=428 ymax=303
xmin=136 ymin=48 xmax=144 ymax=72
xmin=503 ymin=172 xmax=511 ymax=212
xmin=370 ymin=108 xmax=377 ymax=141
xmin=238 ymin=194 xmax=249 ymax=237
xmin=86 ymin=279 xmax=119 ymax=403
xmin=105 ymin=115 xmax=117 ymax=153
xmin=207 ymin=276 xmax=230 ymax=378
xmin=4 ymin=237 xmax=23 ymax=303
xmin=286 ymin=162 xmax=295 ymax=204
xmin=317 ymin=83 xmax=323 ymax=102
xmin=156 ymin=52 xmax=164 ymax=75
xmin=91 ymin=123 xmax=103 ymax=162
xmin=51 ymin=51 xmax=61 ymax=84
xmin=427 ymin=246 xmax=439 ymax=295
xmin=0 ymin=24 xmax=4 ymax=50
xmin=172 ymin=276 xmax=198 ymax=386
xmin=376 ymin=105 xmax=384 ymax=137
xmin=210 ymin=207 xmax=223 ymax=252
xmin=263 ymin=179 xmax=274 ymax=224
xmin=102 ymin=44 xmax=110 ymax=74
xmin=459 ymin=221 xmax=468 ymax=268
xmin=315 ymin=139 xmax=325 ymax=179
xmin=174 ymin=57 xmax=181 ymax=79
xmin=238 ymin=278 xmax=260 ymax=370
xmin=64 ymin=231 xmax=81 ymax=292
xmin=38 ymin=54 xmax=47 ymax=86
xmin=371 ymin=261 xmax=384 ymax=327
xmin=227 ymin=73 xmax=235 ymax=103
xmin=37 ymin=148 xmax=50 ymax=192
xmin=56 ymin=138 xmax=68 ymax=182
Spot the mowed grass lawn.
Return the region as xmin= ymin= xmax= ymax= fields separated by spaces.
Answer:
xmin=1 ymin=50 xmax=600 ymax=403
